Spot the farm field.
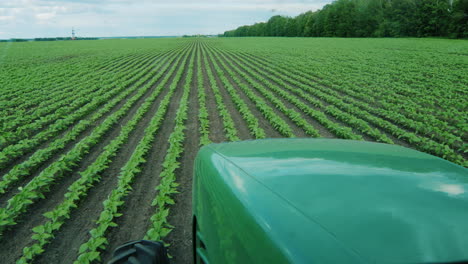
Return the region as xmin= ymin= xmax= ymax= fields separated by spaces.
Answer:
xmin=0 ymin=37 xmax=467 ymax=264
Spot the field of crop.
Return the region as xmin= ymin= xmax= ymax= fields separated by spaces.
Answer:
xmin=0 ymin=37 xmax=466 ymax=264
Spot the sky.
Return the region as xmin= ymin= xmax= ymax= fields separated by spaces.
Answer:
xmin=0 ymin=0 xmax=331 ymax=39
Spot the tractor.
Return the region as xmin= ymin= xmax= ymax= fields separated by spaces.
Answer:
xmin=109 ymin=139 xmax=468 ymax=264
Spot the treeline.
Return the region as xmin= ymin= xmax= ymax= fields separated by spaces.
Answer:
xmin=223 ymin=0 xmax=468 ymax=38
xmin=0 ymin=37 xmax=99 ymax=42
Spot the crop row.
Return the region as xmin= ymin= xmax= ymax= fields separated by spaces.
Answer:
xmin=210 ymin=46 xmax=326 ymax=138
xmin=16 ymin=45 xmax=193 ymax=264
xmin=208 ymin=47 xmax=296 ymax=137
xmin=0 ymin=50 xmax=152 ymax=129
xmin=0 ymin=45 xmax=188 ymax=171
xmin=74 ymin=43 xmax=194 ymax=264
xmin=202 ymin=45 xmax=266 ymax=139
xmin=0 ymin=51 xmax=160 ymax=136
xmin=205 ymin=44 xmax=362 ymax=140
xmin=0 ymin=53 xmax=119 ymax=100
xmin=245 ymin=51 xmax=465 ymax=141
xmin=281 ymin=53 xmax=466 ymax=144
xmin=0 ymin=50 xmax=170 ymax=148
xmin=217 ymin=48 xmax=391 ymax=142
xmin=232 ymin=50 xmax=466 ymax=165
xmin=201 ymin=45 xmax=240 ymax=142
xmin=220 ymin=39 xmax=464 ymax=128
xmin=196 ymin=44 xmax=212 ymax=146
xmin=0 ymin=45 xmax=189 ymax=195
xmin=0 ymin=43 xmax=195 ymax=237
xmin=144 ymin=40 xmax=195 ymax=245
xmin=0 ymin=51 xmax=148 ymax=113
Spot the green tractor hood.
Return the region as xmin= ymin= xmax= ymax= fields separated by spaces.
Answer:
xmin=193 ymin=138 xmax=468 ymax=264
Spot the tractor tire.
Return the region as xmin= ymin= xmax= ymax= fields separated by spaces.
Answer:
xmin=108 ymin=240 xmax=170 ymax=264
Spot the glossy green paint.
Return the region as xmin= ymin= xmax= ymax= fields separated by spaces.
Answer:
xmin=192 ymin=138 xmax=468 ymax=264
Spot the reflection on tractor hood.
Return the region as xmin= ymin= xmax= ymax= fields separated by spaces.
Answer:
xmin=207 ymin=138 xmax=468 ymax=264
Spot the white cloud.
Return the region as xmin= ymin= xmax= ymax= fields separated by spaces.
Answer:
xmin=0 ymin=15 xmax=14 ymax=21
xmin=36 ymin=12 xmax=56 ymax=20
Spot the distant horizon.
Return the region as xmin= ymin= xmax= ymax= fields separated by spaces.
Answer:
xmin=0 ymin=35 xmax=219 ymax=41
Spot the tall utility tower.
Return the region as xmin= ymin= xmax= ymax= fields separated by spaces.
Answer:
xmin=71 ymin=27 xmax=76 ymax=40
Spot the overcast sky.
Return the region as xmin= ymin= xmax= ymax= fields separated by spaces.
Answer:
xmin=0 ymin=0 xmax=331 ymax=39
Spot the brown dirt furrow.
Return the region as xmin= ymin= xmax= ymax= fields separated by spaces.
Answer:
xmin=0 ymin=51 xmax=184 ymax=264
xmin=0 ymin=51 xmax=175 ymax=204
xmin=202 ymin=47 xmax=253 ymax=141
xmin=214 ymin=49 xmax=307 ymax=138
xmin=33 ymin=49 xmax=190 ymax=264
xmin=100 ymin=46 xmax=194 ymax=263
